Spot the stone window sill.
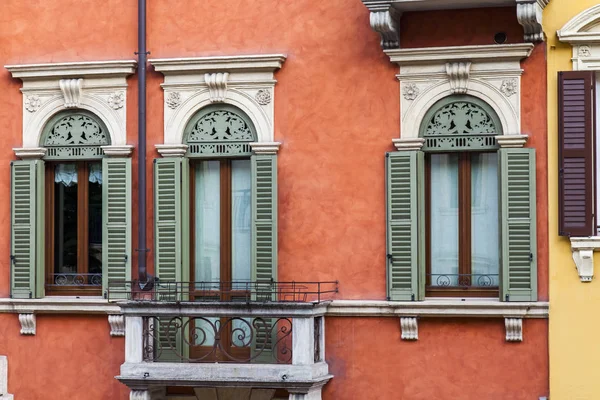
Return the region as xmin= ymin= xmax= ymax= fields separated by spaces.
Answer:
xmin=570 ymin=236 xmax=600 ymax=282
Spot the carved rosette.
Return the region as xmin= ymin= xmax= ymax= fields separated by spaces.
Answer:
xmin=500 ymin=79 xmax=518 ymax=97
xmin=402 ymin=83 xmax=420 ymax=101
xmin=24 ymin=95 xmax=41 ymax=113
xmin=107 ymin=91 xmax=125 ymax=110
xmin=166 ymin=92 xmax=181 ymax=109
xmin=255 ymin=89 xmax=271 ymax=105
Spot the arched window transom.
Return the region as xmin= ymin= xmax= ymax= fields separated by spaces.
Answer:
xmin=420 ymin=96 xmax=502 ymax=152
xmin=184 ymin=105 xmax=257 ymax=158
xmin=41 ymin=111 xmax=110 ymax=160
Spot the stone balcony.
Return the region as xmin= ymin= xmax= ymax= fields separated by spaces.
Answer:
xmin=113 ymin=281 xmax=337 ymax=400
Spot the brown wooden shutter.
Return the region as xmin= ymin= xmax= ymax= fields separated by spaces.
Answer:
xmin=558 ymin=71 xmax=596 ymax=237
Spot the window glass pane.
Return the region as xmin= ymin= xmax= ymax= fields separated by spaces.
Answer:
xmin=471 ymin=153 xmax=499 ymax=287
xmin=429 ymin=154 xmax=459 ymax=287
xmin=54 ymin=163 xmax=78 ymax=278
xmin=194 ymin=161 xmax=221 ymax=283
xmin=88 ymin=162 xmax=103 ymax=285
xmin=231 ymin=160 xmax=251 ymax=282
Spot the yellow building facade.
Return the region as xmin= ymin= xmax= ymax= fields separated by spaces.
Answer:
xmin=547 ymin=1 xmax=600 ymax=399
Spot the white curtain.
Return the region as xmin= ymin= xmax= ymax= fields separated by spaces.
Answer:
xmin=429 ymin=154 xmax=459 ymax=286
xmin=194 ymin=161 xmax=221 ymax=283
xmin=88 ymin=163 xmax=102 ymax=185
xmin=470 ymin=153 xmax=499 ymax=287
xmin=54 ymin=164 xmax=78 ymax=187
xmin=231 ymin=160 xmax=251 ymax=282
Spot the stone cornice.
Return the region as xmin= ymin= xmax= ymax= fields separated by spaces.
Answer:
xmin=150 ymin=54 xmax=287 ymax=74
xmin=5 ymin=60 xmax=137 ymax=80
xmin=326 ymin=299 xmax=549 ymax=318
xmin=386 ymin=43 xmax=534 ymax=65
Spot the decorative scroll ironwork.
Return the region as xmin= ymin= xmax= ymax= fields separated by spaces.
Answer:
xmin=107 ymin=280 xmax=338 ymax=303
xmin=425 ymin=102 xmax=496 ymax=136
xmin=44 ymin=114 xmax=109 ymax=146
xmin=184 ymin=106 xmax=257 ymax=158
xmin=143 ymin=316 xmax=292 ymax=364
xmin=427 ymin=273 xmax=499 ymax=288
xmin=49 ymin=273 xmax=102 ymax=286
xmin=421 ymin=98 xmax=501 ymax=152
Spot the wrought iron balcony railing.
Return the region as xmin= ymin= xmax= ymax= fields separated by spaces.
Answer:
xmin=107 ymin=280 xmax=338 ymax=303
xmin=427 ymin=273 xmax=499 ymax=288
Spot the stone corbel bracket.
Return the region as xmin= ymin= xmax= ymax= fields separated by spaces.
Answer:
xmin=204 ymin=72 xmax=229 ymax=103
xmin=59 ymin=78 xmax=83 ymax=108
xmin=367 ymin=4 xmax=401 ymax=49
xmin=18 ymin=313 xmax=36 ymax=335
xmin=446 ymin=62 xmax=471 ymax=94
xmin=505 ymin=317 xmax=523 ymax=342
xmin=400 ymin=316 xmax=418 ymax=340
xmin=108 ymin=314 xmax=125 ymax=337
xmin=516 ymin=0 xmax=550 ymax=42
xmin=570 ymin=237 xmax=600 ymax=282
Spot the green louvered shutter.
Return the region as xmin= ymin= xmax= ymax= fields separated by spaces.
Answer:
xmin=386 ymin=151 xmax=424 ymax=301
xmin=154 ymin=157 xmax=188 ymax=361
xmin=10 ymin=160 xmax=43 ymax=299
xmin=251 ymin=155 xmax=277 ymax=294
xmin=499 ymin=148 xmax=537 ymax=302
xmin=251 ymin=155 xmax=277 ymax=362
xmin=102 ymin=158 xmax=132 ymax=299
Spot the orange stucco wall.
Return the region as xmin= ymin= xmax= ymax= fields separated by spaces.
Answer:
xmin=0 ymin=1 xmax=548 ymax=399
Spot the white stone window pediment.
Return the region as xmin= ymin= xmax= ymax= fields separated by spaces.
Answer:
xmin=558 ymin=5 xmax=600 ymax=71
xmin=386 ymin=44 xmax=533 ymax=143
xmin=149 ymin=54 xmax=286 ymax=156
xmin=5 ymin=60 xmax=137 ymax=157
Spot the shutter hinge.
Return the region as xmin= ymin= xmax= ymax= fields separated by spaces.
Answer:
xmin=29 ymin=291 xmax=32 ymax=299
xmin=505 ymin=294 xmax=509 ymax=301
xmin=387 ymin=254 xmax=394 ymax=262
xmin=386 ymin=153 xmax=390 ymax=158
xmin=559 ymin=168 xmax=564 ymax=175
xmin=411 ymin=293 xmax=415 ymax=301
xmin=9 ymin=255 xmax=15 ymax=265
xmin=103 ymin=291 xmax=107 ymax=299
xmin=529 ymin=252 xmax=534 ymax=262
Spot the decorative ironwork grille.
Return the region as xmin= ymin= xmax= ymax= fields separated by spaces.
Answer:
xmin=184 ymin=106 xmax=257 ymax=158
xmin=41 ymin=112 xmax=110 ymax=160
xmin=421 ymin=97 xmax=501 ymax=152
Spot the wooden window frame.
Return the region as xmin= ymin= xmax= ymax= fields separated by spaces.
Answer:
xmin=189 ymin=158 xmax=252 ymax=361
xmin=45 ymin=162 xmax=102 ymax=296
xmin=425 ymin=152 xmax=499 ymax=298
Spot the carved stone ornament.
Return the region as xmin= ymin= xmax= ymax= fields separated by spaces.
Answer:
xmin=24 ymin=95 xmax=41 ymax=113
xmin=402 ymin=83 xmax=420 ymax=101
xmin=255 ymin=89 xmax=271 ymax=105
xmin=18 ymin=313 xmax=36 ymax=335
xmin=205 ymin=72 xmax=229 ymax=103
xmin=108 ymin=315 xmax=125 ymax=337
xmin=400 ymin=317 xmax=418 ymax=340
xmin=369 ymin=7 xmax=400 ymax=49
xmin=446 ymin=62 xmax=471 ymax=94
xmin=579 ymin=45 xmax=592 ymax=57
xmin=516 ymin=0 xmax=548 ymax=42
xmin=500 ymin=79 xmax=518 ymax=97
xmin=107 ymin=91 xmax=125 ymax=110
xmin=59 ymin=78 xmax=83 ymax=108
xmin=165 ymin=91 xmax=181 ymax=109
xmin=570 ymin=237 xmax=600 ymax=282
xmin=505 ymin=317 xmax=523 ymax=342
xmin=130 ymin=390 xmax=151 ymax=400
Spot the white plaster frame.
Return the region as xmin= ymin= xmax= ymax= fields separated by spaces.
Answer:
xmin=0 ymin=356 xmax=14 ymax=400
xmin=558 ymin=4 xmax=600 ymax=71
xmin=385 ymin=44 xmax=533 ymax=145
xmin=149 ymin=54 xmax=286 ymax=155
xmin=5 ymin=60 xmax=137 ymax=157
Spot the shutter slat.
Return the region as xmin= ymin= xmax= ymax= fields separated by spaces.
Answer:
xmin=102 ymin=158 xmax=132 ymax=299
xmin=500 ymin=148 xmax=537 ymax=302
xmin=385 ymin=152 xmax=423 ymax=301
xmin=558 ymin=71 xmax=595 ymax=236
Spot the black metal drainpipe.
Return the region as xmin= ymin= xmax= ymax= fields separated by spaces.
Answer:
xmin=137 ymin=0 xmax=149 ymax=284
